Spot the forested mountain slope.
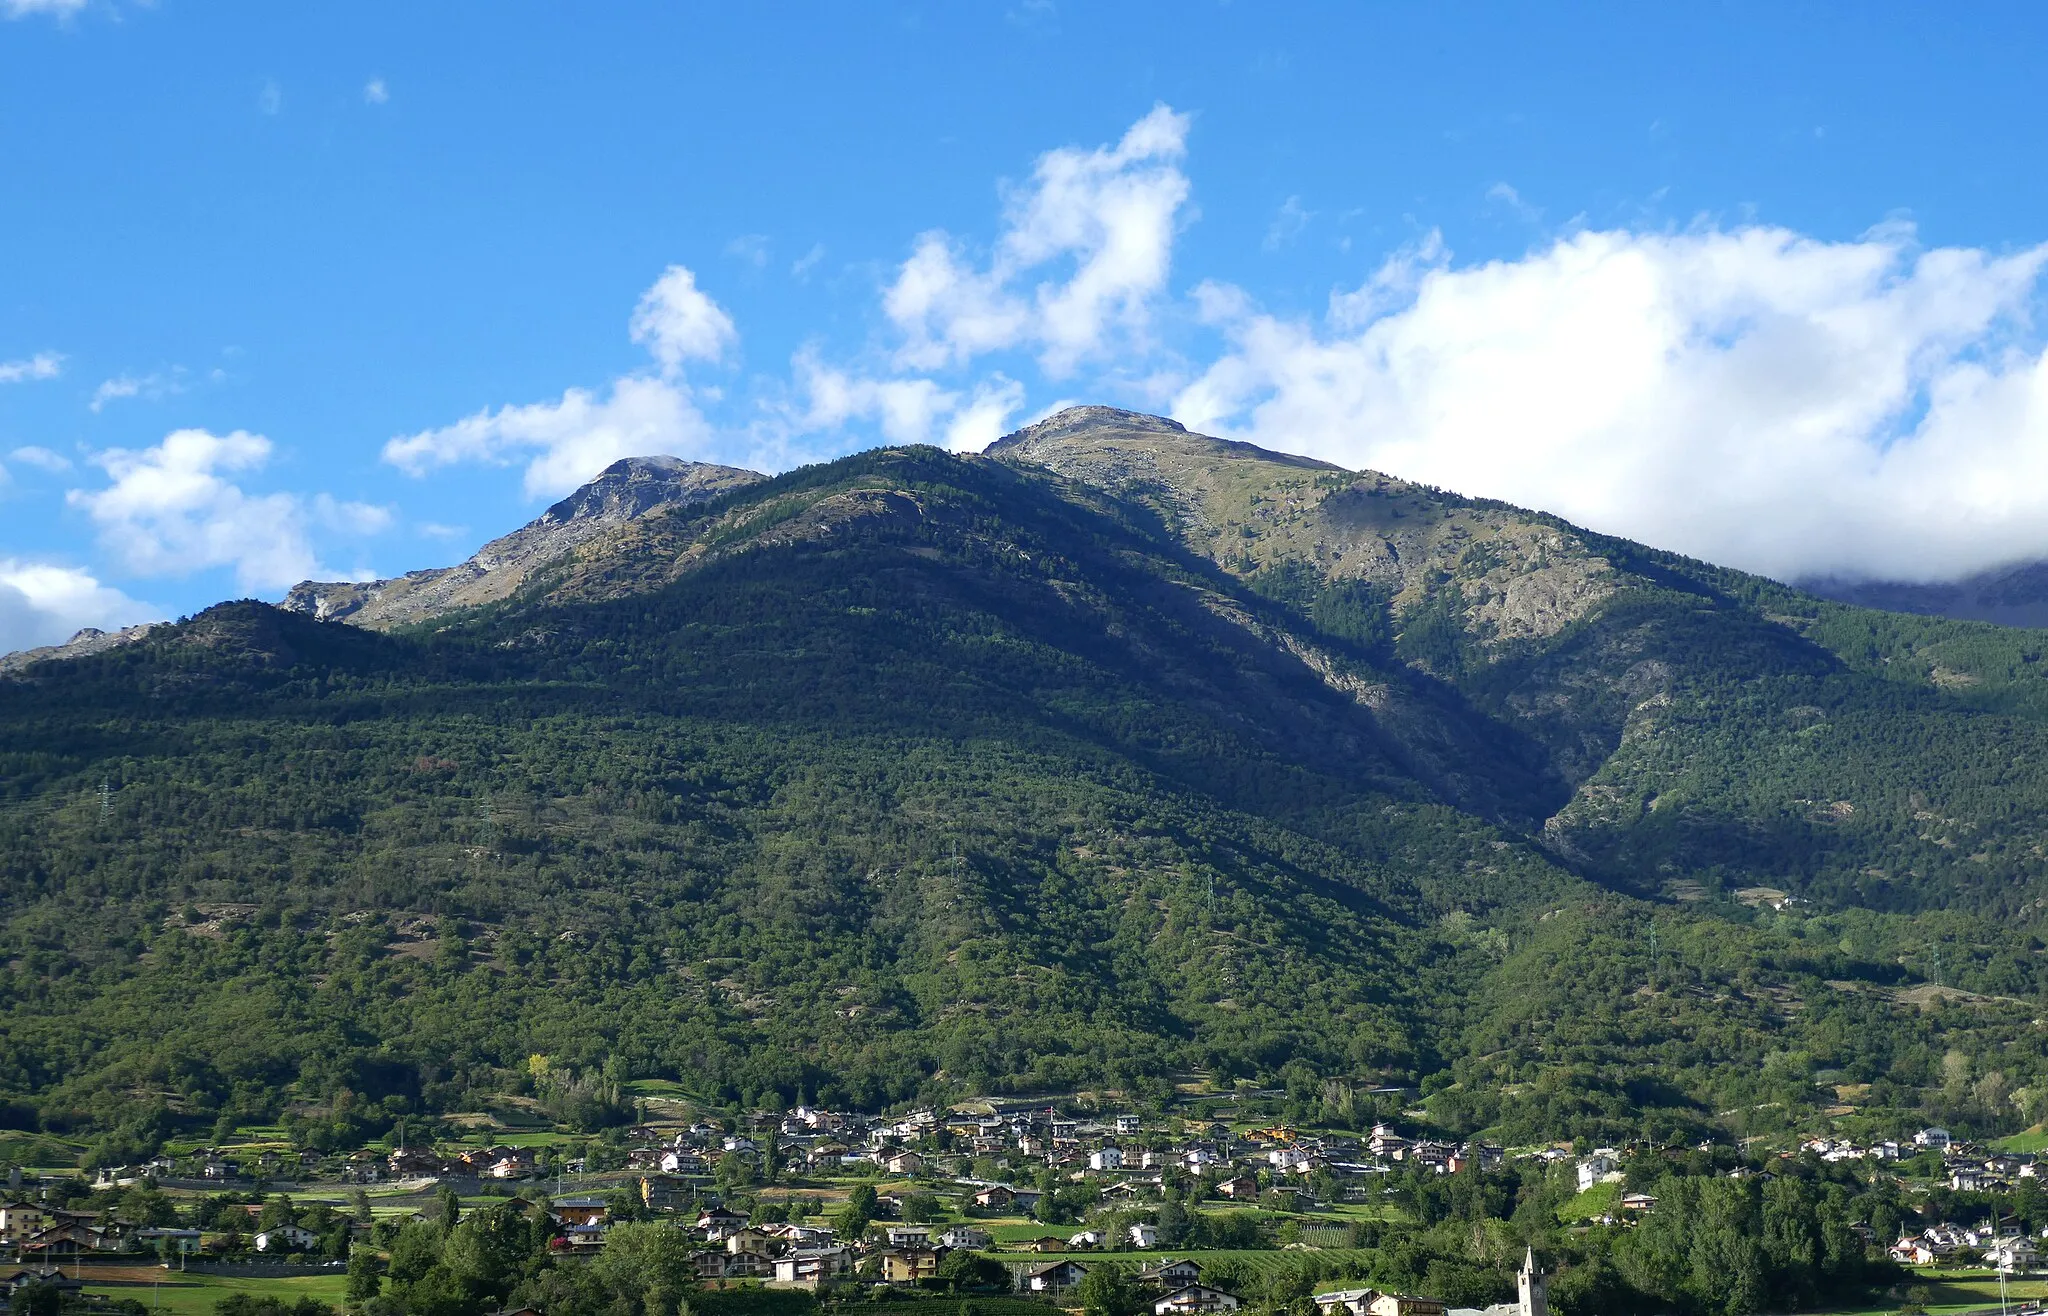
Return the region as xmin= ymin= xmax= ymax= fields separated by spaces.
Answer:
xmin=991 ymin=409 xmax=2048 ymax=916
xmin=4 ymin=414 xmax=2048 ymax=1160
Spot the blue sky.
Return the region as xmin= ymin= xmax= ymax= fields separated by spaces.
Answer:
xmin=5 ymin=2 xmax=2048 ymax=650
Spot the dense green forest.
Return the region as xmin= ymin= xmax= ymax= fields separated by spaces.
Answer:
xmin=8 ymin=419 xmax=2048 ymax=1157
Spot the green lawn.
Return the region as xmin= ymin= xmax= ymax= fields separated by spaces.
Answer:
xmin=1993 ymin=1128 xmax=2048 ymax=1154
xmin=491 ymin=1130 xmax=577 ymax=1148
xmin=1808 ymin=1266 xmax=2047 ymax=1315
xmin=1556 ymin=1181 xmax=1621 ymax=1222
xmin=85 ymin=1272 xmax=351 ymax=1316
xmin=1008 ymin=1248 xmax=1376 ymax=1276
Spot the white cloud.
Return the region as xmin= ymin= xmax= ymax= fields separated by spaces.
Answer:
xmin=629 ymin=265 xmax=737 ymax=376
xmin=8 ymin=445 xmax=72 ymax=473
xmin=0 ymin=352 xmax=63 ymax=383
xmin=944 ymin=376 xmax=1027 ymax=453
xmin=389 ymin=266 xmax=735 ymax=497
xmin=364 ymin=78 xmax=388 ymax=105
xmin=1 ymin=0 xmax=86 ymax=19
xmin=791 ymin=243 xmax=826 ymax=280
xmin=385 ymin=375 xmax=717 ymax=499
xmin=782 ymin=353 xmax=1024 ymax=455
xmin=0 ymin=560 xmax=156 ymax=656
xmin=89 ymin=369 xmax=188 ymax=411
xmin=1173 ymin=224 xmax=2048 ymax=584
xmin=258 ymin=79 xmax=282 ymax=116
xmin=884 ymin=103 xmax=1192 ymax=376
xmin=794 ymin=353 xmax=957 ymax=447
xmin=68 ymin=429 xmax=389 ymax=591
xmin=417 ymin=522 xmax=466 ymax=540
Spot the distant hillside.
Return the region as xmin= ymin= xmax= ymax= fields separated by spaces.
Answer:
xmin=5 ymin=411 xmax=2048 ymax=1160
xmin=1806 ymin=560 xmax=2048 ymax=629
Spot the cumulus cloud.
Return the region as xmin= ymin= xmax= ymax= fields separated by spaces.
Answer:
xmin=884 ymin=103 xmax=1191 ymax=376
xmin=388 ymin=265 xmax=735 ymax=497
xmin=385 ymin=375 xmax=718 ymax=499
xmin=1174 ymin=224 xmax=2048 ymax=583
xmin=629 ymin=265 xmax=738 ymax=376
xmin=363 ymin=78 xmax=388 ymax=105
xmin=944 ymin=376 xmax=1028 ymax=453
xmin=784 ymin=353 xmax=1024 ymax=455
xmin=0 ymin=561 xmax=156 ymax=656
xmin=794 ymin=354 xmax=956 ymax=447
xmin=68 ymin=429 xmax=391 ymax=591
xmin=0 ymin=352 xmax=63 ymax=383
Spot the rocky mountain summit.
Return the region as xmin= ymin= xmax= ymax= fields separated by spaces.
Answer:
xmin=990 ymin=406 xmax=1620 ymax=648
xmin=0 ymin=622 xmax=166 ymax=674
xmin=281 ymin=455 xmax=763 ymax=629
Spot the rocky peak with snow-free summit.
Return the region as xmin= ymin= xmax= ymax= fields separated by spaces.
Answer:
xmin=283 ymin=455 xmax=764 ymax=630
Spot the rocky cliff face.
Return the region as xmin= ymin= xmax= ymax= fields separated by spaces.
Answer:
xmin=282 ymin=455 xmax=763 ymax=629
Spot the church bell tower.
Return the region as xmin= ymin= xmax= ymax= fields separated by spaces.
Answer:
xmin=1518 ymin=1247 xmax=1547 ymax=1316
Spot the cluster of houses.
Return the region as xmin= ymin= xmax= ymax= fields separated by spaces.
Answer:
xmin=0 ymin=1200 xmax=209 ymax=1261
xmin=1888 ymin=1219 xmax=2042 ymax=1272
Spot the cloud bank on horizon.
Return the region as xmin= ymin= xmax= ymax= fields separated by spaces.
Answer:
xmin=17 ymin=104 xmax=2048 ymax=651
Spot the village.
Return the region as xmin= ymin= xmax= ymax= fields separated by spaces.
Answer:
xmin=7 ymin=1097 xmax=2048 ymax=1316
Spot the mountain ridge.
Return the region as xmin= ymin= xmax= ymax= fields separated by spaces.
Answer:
xmin=281 ymin=454 xmax=763 ymax=629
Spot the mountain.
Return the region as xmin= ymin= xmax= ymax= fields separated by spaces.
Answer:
xmin=0 ymin=621 xmax=167 ymax=675
xmin=1806 ymin=560 xmax=2048 ymax=628
xmin=281 ymin=454 xmax=763 ymax=628
xmin=5 ymin=408 xmax=2048 ymax=1159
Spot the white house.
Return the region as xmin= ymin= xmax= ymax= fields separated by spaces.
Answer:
xmin=772 ymin=1247 xmax=853 ymax=1286
xmin=1155 ymin=1286 xmax=1242 ymax=1315
xmin=1129 ymin=1223 xmax=1160 ymax=1249
xmin=253 ymin=1225 xmax=319 ymax=1253
xmin=1915 ymin=1128 xmax=1953 ymax=1150
xmin=1091 ymin=1147 xmax=1125 ymax=1171
xmin=1025 ymin=1260 xmax=1089 ymax=1294
xmin=1576 ymin=1151 xmax=1619 ymax=1192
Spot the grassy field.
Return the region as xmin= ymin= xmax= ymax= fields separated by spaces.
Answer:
xmin=84 ymin=1272 xmax=351 ymax=1316
xmin=1555 ymin=1181 xmax=1621 ymax=1222
xmin=1813 ymin=1266 xmax=2048 ymax=1314
xmin=1002 ymin=1248 xmax=1376 ymax=1276
xmin=1993 ymin=1128 xmax=2048 ymax=1154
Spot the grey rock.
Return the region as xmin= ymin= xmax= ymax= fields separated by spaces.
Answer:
xmin=0 ymin=622 xmax=166 ymax=673
xmin=283 ymin=455 xmax=764 ymax=630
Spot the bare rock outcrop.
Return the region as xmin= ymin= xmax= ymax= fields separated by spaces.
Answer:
xmin=283 ymin=455 xmax=763 ymax=630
